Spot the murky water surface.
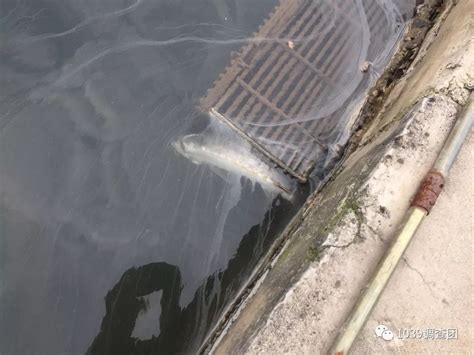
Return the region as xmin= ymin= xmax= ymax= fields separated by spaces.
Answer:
xmin=0 ymin=1 xmax=413 ymax=354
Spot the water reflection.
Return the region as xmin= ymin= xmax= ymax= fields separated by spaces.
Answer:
xmin=88 ymin=262 xmax=183 ymax=354
xmin=0 ymin=0 xmax=414 ymax=353
xmin=0 ymin=1 xmax=304 ymax=353
xmin=85 ymin=186 xmax=298 ymax=354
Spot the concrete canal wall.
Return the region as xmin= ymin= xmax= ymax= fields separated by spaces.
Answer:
xmin=203 ymin=0 xmax=473 ymax=353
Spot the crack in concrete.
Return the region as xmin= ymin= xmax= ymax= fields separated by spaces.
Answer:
xmin=402 ymin=257 xmax=438 ymax=297
xmin=322 ymin=239 xmax=357 ymax=250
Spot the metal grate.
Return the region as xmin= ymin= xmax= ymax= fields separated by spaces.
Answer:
xmin=201 ymin=0 xmax=404 ymax=182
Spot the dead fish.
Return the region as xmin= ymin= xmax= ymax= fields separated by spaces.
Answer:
xmin=172 ymin=133 xmax=294 ymax=199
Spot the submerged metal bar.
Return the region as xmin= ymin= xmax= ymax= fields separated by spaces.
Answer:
xmin=200 ymin=1 xmax=336 ymax=179
xmin=201 ymin=0 xmax=414 ymax=181
xmin=209 ymin=107 xmax=306 ymax=182
xmin=236 ymin=78 xmax=327 ymax=148
xmin=276 ymin=41 xmax=337 ymax=87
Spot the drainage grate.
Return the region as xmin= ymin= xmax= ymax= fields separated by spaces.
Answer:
xmin=201 ymin=0 xmax=408 ymax=182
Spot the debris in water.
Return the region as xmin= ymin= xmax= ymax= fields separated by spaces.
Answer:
xmin=360 ymin=61 xmax=371 ymax=73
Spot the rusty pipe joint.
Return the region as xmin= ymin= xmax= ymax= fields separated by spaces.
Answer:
xmin=411 ymin=170 xmax=445 ymax=214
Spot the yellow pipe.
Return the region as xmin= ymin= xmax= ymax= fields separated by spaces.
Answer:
xmin=328 ymin=94 xmax=473 ymax=355
xmin=328 ymin=207 xmax=426 ymax=355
